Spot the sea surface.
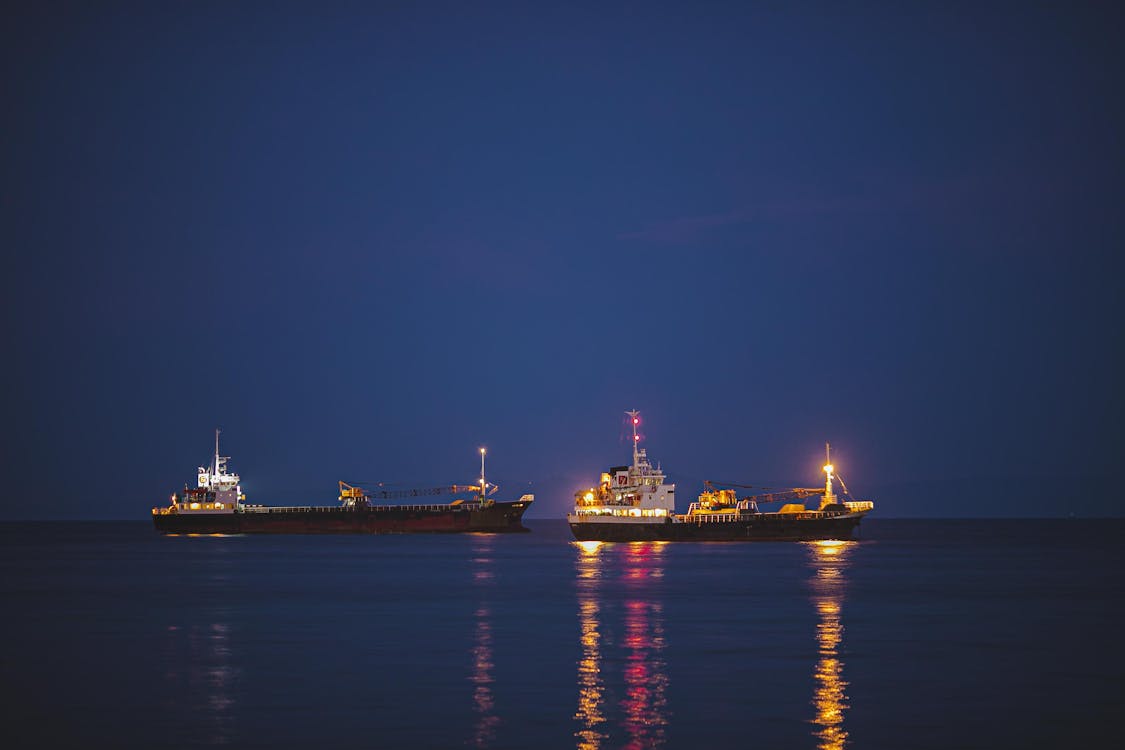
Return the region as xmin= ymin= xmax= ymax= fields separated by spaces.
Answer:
xmin=1 ymin=519 xmax=1121 ymax=749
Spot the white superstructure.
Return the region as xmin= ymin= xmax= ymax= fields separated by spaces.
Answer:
xmin=160 ymin=429 xmax=243 ymax=515
xmin=198 ymin=429 xmax=242 ymax=494
xmin=568 ymin=410 xmax=676 ymax=526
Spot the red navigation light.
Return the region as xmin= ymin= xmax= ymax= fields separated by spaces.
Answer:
xmin=634 ymin=434 xmax=640 ymax=441
xmin=633 ymin=417 xmax=639 ymax=424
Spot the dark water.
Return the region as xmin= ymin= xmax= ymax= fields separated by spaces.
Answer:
xmin=2 ymin=519 xmax=1121 ymax=749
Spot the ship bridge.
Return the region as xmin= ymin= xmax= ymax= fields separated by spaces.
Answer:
xmin=572 ymin=411 xmax=676 ymax=520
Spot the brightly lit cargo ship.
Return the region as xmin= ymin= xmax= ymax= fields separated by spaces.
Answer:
xmin=567 ymin=411 xmax=873 ymax=542
xmin=152 ymin=432 xmax=533 ymax=534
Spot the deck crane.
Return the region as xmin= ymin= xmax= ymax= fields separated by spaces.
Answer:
xmin=699 ymin=445 xmax=858 ymax=512
xmin=700 ymin=481 xmax=825 ymax=513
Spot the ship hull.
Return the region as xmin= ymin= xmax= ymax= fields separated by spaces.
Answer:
xmin=569 ymin=512 xmax=866 ymax=542
xmin=154 ymin=500 xmax=531 ymax=535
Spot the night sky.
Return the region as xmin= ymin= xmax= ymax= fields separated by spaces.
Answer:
xmin=3 ymin=2 xmax=1122 ymax=520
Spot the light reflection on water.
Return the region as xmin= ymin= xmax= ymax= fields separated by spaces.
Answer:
xmin=807 ymin=539 xmax=854 ymax=750
xmin=163 ymin=619 xmax=237 ymax=745
xmin=471 ymin=535 xmax=500 ymax=747
xmin=621 ymin=542 xmax=668 ymax=750
xmin=574 ymin=541 xmax=607 ymax=750
xmin=162 ymin=556 xmax=238 ymax=746
xmin=573 ymin=540 xmax=669 ymax=750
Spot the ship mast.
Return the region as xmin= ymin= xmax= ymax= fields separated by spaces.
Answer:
xmin=627 ymin=409 xmax=641 ymax=466
xmin=823 ymin=442 xmax=835 ymax=504
xmin=479 ymin=447 xmax=487 ymax=503
xmin=214 ymin=428 xmax=221 ymax=478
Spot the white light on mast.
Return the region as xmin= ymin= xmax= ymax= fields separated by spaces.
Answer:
xmin=823 ymin=442 xmax=835 ymax=501
xmin=479 ymin=447 xmax=487 ymax=500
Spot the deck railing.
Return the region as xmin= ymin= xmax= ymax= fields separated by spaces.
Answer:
xmin=238 ymin=503 xmax=484 ymax=514
xmin=685 ymin=508 xmax=865 ymax=523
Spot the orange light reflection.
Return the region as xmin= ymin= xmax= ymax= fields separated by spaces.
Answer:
xmin=575 ymin=539 xmax=607 ymax=750
xmin=806 ymin=540 xmax=854 ymax=750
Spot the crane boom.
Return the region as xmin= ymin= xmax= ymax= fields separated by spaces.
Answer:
xmin=337 ymin=481 xmax=491 ymax=505
xmin=743 ymin=488 xmax=822 ymax=504
xmin=704 ymin=480 xmax=823 ymax=505
xmin=370 ymin=484 xmax=482 ymax=499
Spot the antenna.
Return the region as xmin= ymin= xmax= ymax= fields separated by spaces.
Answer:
xmin=214 ymin=428 xmax=221 ymax=476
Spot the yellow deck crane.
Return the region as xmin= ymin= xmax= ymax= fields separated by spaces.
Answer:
xmin=697 ymin=481 xmax=825 ymax=514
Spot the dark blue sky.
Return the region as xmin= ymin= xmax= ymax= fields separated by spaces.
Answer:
xmin=3 ymin=2 xmax=1123 ymax=519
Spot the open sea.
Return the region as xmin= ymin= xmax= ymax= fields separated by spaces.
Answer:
xmin=2 ymin=519 xmax=1121 ymax=749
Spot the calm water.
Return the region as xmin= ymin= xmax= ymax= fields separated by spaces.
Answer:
xmin=1 ymin=519 xmax=1121 ymax=748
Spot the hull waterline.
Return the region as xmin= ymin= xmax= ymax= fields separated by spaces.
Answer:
xmin=569 ymin=512 xmax=864 ymax=542
xmin=154 ymin=499 xmax=531 ymax=535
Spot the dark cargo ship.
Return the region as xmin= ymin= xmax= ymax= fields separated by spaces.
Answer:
xmin=153 ymin=433 xmax=533 ymax=534
xmin=568 ymin=411 xmax=873 ymax=542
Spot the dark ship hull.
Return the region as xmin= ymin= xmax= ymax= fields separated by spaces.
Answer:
xmin=569 ymin=512 xmax=864 ymax=542
xmin=154 ymin=499 xmax=531 ymax=535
